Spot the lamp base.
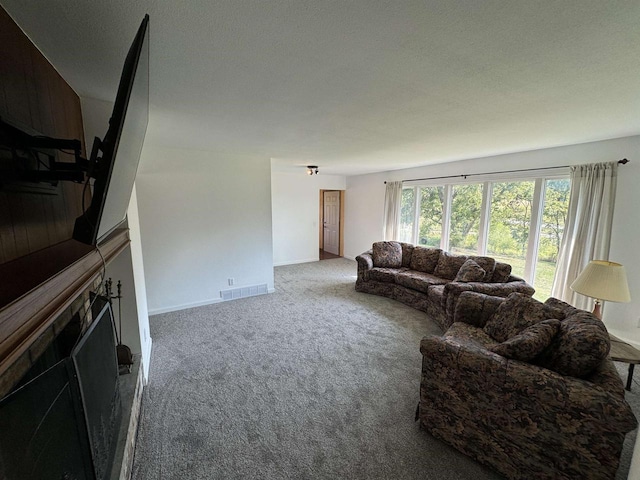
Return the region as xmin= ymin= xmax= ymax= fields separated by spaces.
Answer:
xmin=592 ymin=300 xmax=602 ymax=320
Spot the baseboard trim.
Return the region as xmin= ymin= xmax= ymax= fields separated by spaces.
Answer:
xmin=273 ymin=258 xmax=319 ymax=267
xmin=148 ymin=289 xmax=276 ymax=316
xmin=148 ymin=297 xmax=223 ymax=316
xmin=274 ymin=256 xmax=356 ymax=266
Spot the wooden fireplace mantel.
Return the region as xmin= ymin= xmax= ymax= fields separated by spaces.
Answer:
xmin=0 ymin=228 xmax=130 ymax=380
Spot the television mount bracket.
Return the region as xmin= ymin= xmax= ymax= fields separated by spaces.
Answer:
xmin=0 ymin=116 xmax=93 ymax=184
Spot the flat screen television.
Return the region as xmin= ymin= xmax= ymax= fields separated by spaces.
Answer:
xmin=73 ymin=14 xmax=150 ymax=246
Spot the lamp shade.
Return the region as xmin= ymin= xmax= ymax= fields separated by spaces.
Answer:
xmin=570 ymin=260 xmax=631 ymax=303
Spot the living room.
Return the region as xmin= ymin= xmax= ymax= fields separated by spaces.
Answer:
xmin=1 ymin=1 xmax=639 ymax=479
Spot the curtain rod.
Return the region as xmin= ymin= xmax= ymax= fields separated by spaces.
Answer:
xmin=384 ymin=158 xmax=629 ymax=184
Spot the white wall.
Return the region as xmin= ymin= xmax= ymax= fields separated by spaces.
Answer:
xmin=271 ymin=170 xmax=346 ymax=265
xmin=126 ymin=184 xmax=152 ymax=380
xmin=344 ymin=171 xmax=387 ymax=260
xmin=607 ymin=156 xmax=640 ymax=345
xmin=136 ymin=145 xmax=274 ymax=314
xmin=345 ymin=136 xmax=640 ymax=344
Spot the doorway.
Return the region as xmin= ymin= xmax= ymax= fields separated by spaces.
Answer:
xmin=319 ymin=190 xmax=344 ymax=260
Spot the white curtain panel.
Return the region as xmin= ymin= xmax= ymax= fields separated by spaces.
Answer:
xmin=551 ymin=162 xmax=619 ymax=309
xmin=383 ymin=181 xmax=403 ymax=241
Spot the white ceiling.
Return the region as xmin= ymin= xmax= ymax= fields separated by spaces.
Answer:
xmin=2 ymin=1 xmax=639 ymax=176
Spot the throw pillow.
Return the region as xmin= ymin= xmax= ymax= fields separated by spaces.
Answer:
xmin=454 ymin=259 xmax=486 ymax=282
xmin=468 ymin=255 xmax=496 ymax=282
xmin=489 ymin=319 xmax=561 ymax=362
xmin=400 ymin=243 xmax=415 ymax=268
xmin=491 ymin=262 xmax=512 ymax=283
xmin=372 ymin=241 xmax=403 ymax=268
xmin=483 ymin=292 xmax=565 ymax=343
xmin=409 ymin=246 xmax=441 ymax=273
xmin=433 ymin=251 xmax=468 ymax=280
xmin=535 ymin=311 xmax=610 ymax=378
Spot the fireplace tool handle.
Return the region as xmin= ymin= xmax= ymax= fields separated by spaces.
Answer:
xmin=117 ymin=280 xmax=122 ymax=345
xmin=106 ymin=278 xmax=134 ymax=370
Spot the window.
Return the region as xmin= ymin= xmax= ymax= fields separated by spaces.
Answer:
xmin=487 ymin=181 xmax=535 ymax=278
xmin=534 ymin=179 xmax=571 ymax=299
xmin=450 ymin=184 xmax=483 ymax=255
xmin=399 ymin=187 xmax=415 ymax=244
xmin=401 ymin=173 xmax=571 ymax=300
xmin=417 ymin=186 xmax=444 ymax=247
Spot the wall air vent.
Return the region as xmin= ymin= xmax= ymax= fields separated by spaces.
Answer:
xmin=220 ymin=283 xmax=268 ymax=301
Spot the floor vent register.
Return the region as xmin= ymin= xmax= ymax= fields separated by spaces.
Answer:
xmin=220 ymin=284 xmax=268 ymax=301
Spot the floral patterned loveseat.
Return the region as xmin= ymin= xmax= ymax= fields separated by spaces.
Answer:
xmin=419 ymin=291 xmax=638 ymax=480
xmin=355 ymin=241 xmax=534 ymax=330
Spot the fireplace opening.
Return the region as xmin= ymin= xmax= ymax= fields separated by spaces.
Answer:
xmin=0 ymin=294 xmax=122 ymax=480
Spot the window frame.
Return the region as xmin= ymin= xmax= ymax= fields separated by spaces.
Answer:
xmin=401 ymin=169 xmax=570 ymax=287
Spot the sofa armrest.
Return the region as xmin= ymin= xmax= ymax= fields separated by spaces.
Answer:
xmin=586 ymin=357 xmax=627 ymax=398
xmin=441 ymin=279 xmax=535 ymax=328
xmin=420 ymin=334 xmax=508 ymax=388
xmin=420 ymin=335 xmax=510 ymax=421
xmin=355 ymin=250 xmax=373 ymax=282
xmin=420 ymin=334 xmax=637 ymax=434
xmin=504 ymin=357 xmax=637 ymax=432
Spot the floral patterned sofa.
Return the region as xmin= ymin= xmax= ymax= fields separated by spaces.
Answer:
xmin=419 ymin=291 xmax=638 ymax=480
xmin=355 ymin=241 xmax=534 ymax=330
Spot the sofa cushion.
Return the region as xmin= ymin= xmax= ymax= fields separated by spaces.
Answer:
xmin=409 ymin=246 xmax=441 ymax=273
xmin=434 ymin=251 xmax=468 ymax=280
xmin=400 ymin=243 xmax=415 ymax=268
xmin=453 ymin=291 xmax=505 ymax=328
xmin=372 ymin=241 xmax=402 ymax=268
xmin=444 ymin=322 xmax=496 ymax=350
xmin=454 ymin=259 xmax=486 ymax=282
xmin=491 ymin=262 xmax=512 ymax=283
xmin=535 ymin=312 xmax=610 ymax=378
xmin=468 ymin=256 xmax=496 ymax=282
xmin=396 ymin=271 xmax=448 ymax=294
xmin=369 ymin=267 xmax=402 ymax=283
xmin=484 ymin=293 xmax=565 ymax=343
xmin=489 ymin=319 xmax=560 ymax=361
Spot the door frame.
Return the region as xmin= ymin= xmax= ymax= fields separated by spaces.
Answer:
xmin=319 ymin=189 xmax=344 ymax=256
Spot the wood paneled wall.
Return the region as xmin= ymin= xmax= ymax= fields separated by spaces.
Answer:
xmin=0 ymin=6 xmax=88 ymax=264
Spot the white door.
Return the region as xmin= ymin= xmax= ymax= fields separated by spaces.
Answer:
xmin=323 ymin=191 xmax=340 ymax=255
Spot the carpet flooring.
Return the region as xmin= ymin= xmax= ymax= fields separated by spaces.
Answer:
xmin=131 ymin=258 xmax=638 ymax=479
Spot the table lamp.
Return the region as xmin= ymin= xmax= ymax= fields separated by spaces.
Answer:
xmin=570 ymin=260 xmax=630 ymax=319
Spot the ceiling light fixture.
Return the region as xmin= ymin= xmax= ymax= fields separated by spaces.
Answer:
xmin=307 ymin=165 xmax=319 ymax=175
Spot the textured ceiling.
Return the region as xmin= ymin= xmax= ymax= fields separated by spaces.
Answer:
xmin=2 ymin=0 xmax=639 ymax=175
